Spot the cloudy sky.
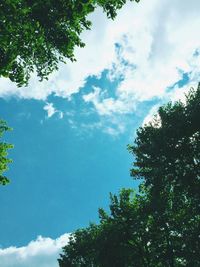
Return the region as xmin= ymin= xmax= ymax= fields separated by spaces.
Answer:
xmin=1 ymin=0 xmax=200 ymax=266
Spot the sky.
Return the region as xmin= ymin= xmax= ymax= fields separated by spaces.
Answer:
xmin=1 ymin=0 xmax=200 ymax=266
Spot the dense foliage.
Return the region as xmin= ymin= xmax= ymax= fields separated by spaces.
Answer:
xmin=0 ymin=0 xmax=140 ymax=86
xmin=58 ymin=84 xmax=200 ymax=267
xmin=0 ymin=120 xmax=13 ymax=185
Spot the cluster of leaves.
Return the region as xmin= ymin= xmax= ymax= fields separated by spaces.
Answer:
xmin=0 ymin=120 xmax=13 ymax=185
xmin=0 ymin=0 xmax=140 ymax=86
xmin=58 ymin=84 xmax=200 ymax=267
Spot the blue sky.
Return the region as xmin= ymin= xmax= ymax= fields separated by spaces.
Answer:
xmin=0 ymin=87 xmax=141 ymax=248
xmin=1 ymin=69 xmax=159 ymax=247
xmin=1 ymin=0 xmax=200 ymax=266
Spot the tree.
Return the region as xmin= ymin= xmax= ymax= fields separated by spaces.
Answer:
xmin=59 ymin=189 xmax=151 ymax=267
xmin=0 ymin=0 xmax=140 ymax=87
xmin=0 ymin=119 xmax=13 ymax=185
xmin=128 ymin=83 xmax=200 ymax=266
xmin=58 ymin=84 xmax=200 ymax=266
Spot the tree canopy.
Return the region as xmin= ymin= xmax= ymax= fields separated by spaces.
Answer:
xmin=58 ymin=84 xmax=200 ymax=267
xmin=0 ymin=0 xmax=140 ymax=87
xmin=0 ymin=119 xmax=13 ymax=185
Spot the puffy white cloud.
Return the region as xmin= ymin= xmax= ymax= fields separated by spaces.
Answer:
xmin=84 ymin=0 xmax=200 ymax=118
xmin=0 ymin=234 xmax=70 ymax=267
xmin=0 ymin=0 xmax=200 ymax=134
xmin=107 ymin=0 xmax=200 ymax=102
xmin=80 ymin=0 xmax=200 ymax=123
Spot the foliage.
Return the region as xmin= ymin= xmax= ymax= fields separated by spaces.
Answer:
xmin=58 ymin=84 xmax=200 ymax=267
xmin=59 ymin=189 xmax=149 ymax=267
xmin=0 ymin=119 xmax=13 ymax=185
xmin=128 ymin=84 xmax=200 ymax=266
xmin=0 ymin=0 xmax=140 ymax=86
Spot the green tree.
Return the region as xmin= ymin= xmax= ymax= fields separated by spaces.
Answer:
xmin=128 ymin=83 xmax=200 ymax=266
xmin=0 ymin=0 xmax=140 ymax=86
xmin=0 ymin=119 xmax=13 ymax=185
xmin=59 ymin=189 xmax=151 ymax=267
xmin=59 ymin=84 xmax=200 ymax=267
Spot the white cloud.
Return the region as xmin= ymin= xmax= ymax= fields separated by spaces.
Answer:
xmin=43 ymin=102 xmax=57 ymax=118
xmin=142 ymin=104 xmax=161 ymax=127
xmin=0 ymin=234 xmax=70 ymax=267
xmin=0 ymin=7 xmax=117 ymax=100
xmin=1 ymin=0 xmax=200 ymax=134
xmin=43 ymin=102 xmax=64 ymax=119
xmin=83 ymin=86 xmax=135 ymax=116
xmin=141 ymin=82 xmax=197 ymax=128
xmin=59 ymin=111 xmax=64 ymax=119
xmin=108 ymin=0 xmax=200 ymax=104
xmin=84 ymin=0 xmax=200 ymax=123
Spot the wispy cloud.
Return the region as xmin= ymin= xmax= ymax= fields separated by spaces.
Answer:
xmin=83 ymin=86 xmax=135 ymax=116
xmin=0 ymin=234 xmax=70 ymax=267
xmin=43 ymin=102 xmax=64 ymax=119
xmin=43 ymin=103 xmax=57 ymax=118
